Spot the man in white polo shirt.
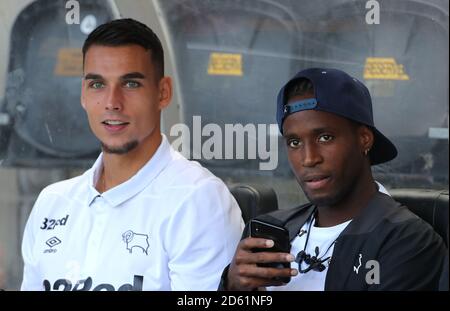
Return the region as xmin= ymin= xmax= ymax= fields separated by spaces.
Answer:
xmin=21 ymin=18 xmax=244 ymax=291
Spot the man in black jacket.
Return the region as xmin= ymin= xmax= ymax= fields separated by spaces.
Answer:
xmin=221 ymin=68 xmax=446 ymax=291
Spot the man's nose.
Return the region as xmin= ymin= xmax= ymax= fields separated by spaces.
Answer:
xmin=105 ymin=85 xmax=124 ymax=111
xmin=302 ymin=143 xmax=323 ymax=167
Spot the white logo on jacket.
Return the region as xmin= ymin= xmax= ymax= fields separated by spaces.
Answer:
xmin=353 ymin=253 xmax=363 ymax=274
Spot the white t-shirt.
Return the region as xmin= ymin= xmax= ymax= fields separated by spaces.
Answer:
xmin=268 ymin=182 xmax=390 ymax=291
xmin=268 ymin=217 xmax=351 ymax=291
xmin=21 ymin=135 xmax=244 ymax=291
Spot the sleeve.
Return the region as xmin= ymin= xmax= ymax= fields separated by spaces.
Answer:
xmin=163 ymin=178 xmax=244 ymax=290
xmin=369 ymin=220 xmax=446 ymax=291
xmin=20 ymin=195 xmax=44 ymax=291
xmin=217 ymin=222 xmax=252 ymax=291
xmin=217 ymin=264 xmax=231 ymax=291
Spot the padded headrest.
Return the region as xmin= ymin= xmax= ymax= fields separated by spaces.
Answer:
xmin=230 ymin=184 xmax=278 ymax=224
xmin=391 ymin=189 xmax=449 ymax=246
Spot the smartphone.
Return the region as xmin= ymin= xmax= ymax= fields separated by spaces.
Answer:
xmin=249 ymin=219 xmax=291 ymax=283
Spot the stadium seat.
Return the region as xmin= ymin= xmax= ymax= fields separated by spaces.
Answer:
xmin=230 ymin=184 xmax=278 ymax=224
xmin=390 ymin=189 xmax=449 ymax=246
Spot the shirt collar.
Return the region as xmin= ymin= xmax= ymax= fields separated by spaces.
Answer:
xmin=86 ymin=134 xmax=172 ymax=207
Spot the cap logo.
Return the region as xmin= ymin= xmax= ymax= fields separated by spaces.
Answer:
xmin=284 ymin=98 xmax=318 ymax=116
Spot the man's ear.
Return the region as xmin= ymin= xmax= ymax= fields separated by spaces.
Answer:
xmin=81 ymin=79 xmax=87 ymax=110
xmin=358 ymin=125 xmax=374 ymax=154
xmin=158 ymin=77 xmax=172 ymax=110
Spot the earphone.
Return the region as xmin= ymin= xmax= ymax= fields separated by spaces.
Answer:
xmin=295 ymin=211 xmax=335 ymax=274
xmin=295 ymin=247 xmax=328 ymax=273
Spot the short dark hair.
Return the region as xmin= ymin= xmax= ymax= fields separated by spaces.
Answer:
xmin=285 ymin=78 xmax=315 ymax=101
xmin=82 ymin=18 xmax=164 ymax=79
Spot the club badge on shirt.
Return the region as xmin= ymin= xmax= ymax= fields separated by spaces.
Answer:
xmin=122 ymin=230 xmax=149 ymax=255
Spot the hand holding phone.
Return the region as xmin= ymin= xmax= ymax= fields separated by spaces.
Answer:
xmin=249 ymin=219 xmax=292 ymax=283
xmin=226 ymin=222 xmax=296 ymax=290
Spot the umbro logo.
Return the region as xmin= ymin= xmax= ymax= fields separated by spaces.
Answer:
xmin=46 ymin=236 xmax=61 ymax=248
xmin=44 ymin=237 xmax=61 ymax=253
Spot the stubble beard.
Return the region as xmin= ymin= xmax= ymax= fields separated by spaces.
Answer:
xmin=101 ymin=140 xmax=139 ymax=155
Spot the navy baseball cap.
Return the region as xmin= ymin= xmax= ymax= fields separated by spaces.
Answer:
xmin=276 ymin=68 xmax=397 ymax=165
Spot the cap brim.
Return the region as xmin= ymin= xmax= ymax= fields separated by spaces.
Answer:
xmin=369 ymin=128 xmax=398 ymax=165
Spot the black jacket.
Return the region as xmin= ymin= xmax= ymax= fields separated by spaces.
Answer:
xmin=219 ymin=192 xmax=446 ymax=290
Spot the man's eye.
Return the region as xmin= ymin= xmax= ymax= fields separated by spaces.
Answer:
xmin=124 ymin=81 xmax=141 ymax=88
xmin=89 ymin=81 xmax=104 ymax=89
xmin=318 ymin=135 xmax=333 ymax=142
xmin=287 ymin=139 xmax=301 ymax=148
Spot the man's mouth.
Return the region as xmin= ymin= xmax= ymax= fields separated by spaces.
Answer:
xmin=102 ymin=120 xmax=130 ymax=132
xmin=303 ymin=175 xmax=331 ymax=190
xmin=102 ymin=120 xmax=129 ymax=126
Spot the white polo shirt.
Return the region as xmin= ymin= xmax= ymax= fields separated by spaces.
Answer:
xmin=21 ymin=135 xmax=244 ymax=291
